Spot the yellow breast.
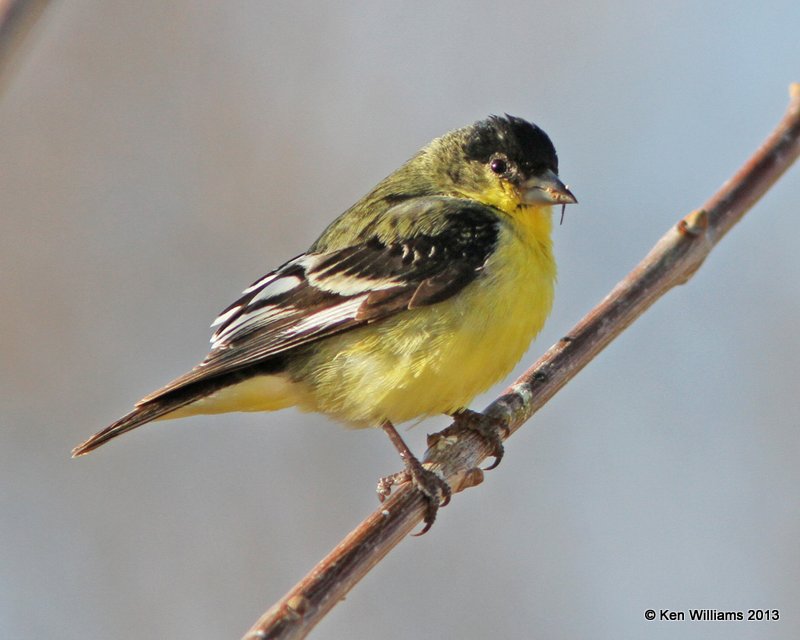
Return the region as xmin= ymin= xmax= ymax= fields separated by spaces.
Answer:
xmin=291 ymin=205 xmax=556 ymax=427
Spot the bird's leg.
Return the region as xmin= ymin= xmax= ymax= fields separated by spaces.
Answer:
xmin=444 ymin=408 xmax=509 ymax=470
xmin=377 ymin=421 xmax=451 ymax=534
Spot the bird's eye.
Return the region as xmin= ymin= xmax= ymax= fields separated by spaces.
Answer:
xmin=490 ymin=157 xmax=508 ymax=175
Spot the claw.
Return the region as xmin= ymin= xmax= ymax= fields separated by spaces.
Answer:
xmin=449 ymin=409 xmax=509 ymax=470
xmin=411 ymin=464 xmax=451 ymax=536
xmin=379 ymin=421 xmax=452 ymax=534
xmin=376 ymin=470 xmax=408 ymax=502
xmin=376 ymin=463 xmax=451 ymax=534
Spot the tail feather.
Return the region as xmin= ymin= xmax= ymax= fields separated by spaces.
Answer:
xmin=73 ymin=358 xmax=291 ymax=458
xmin=72 ymin=370 xmax=239 ymax=457
xmin=72 ymin=393 xmax=198 ymax=457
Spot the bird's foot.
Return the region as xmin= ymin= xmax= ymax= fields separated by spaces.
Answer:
xmin=443 ymin=408 xmax=509 ymax=470
xmin=378 ymin=421 xmax=451 ymax=535
xmin=376 ymin=458 xmax=451 ymax=535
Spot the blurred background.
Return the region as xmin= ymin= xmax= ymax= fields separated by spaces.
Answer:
xmin=1 ymin=2 xmax=799 ymax=639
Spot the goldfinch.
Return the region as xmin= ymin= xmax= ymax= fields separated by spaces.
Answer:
xmin=73 ymin=115 xmax=576 ymax=529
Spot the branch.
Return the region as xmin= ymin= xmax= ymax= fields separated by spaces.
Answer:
xmin=0 ymin=0 xmax=51 ymax=97
xmin=243 ymin=85 xmax=800 ymax=640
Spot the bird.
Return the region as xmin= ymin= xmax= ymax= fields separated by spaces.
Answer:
xmin=73 ymin=114 xmax=576 ymax=532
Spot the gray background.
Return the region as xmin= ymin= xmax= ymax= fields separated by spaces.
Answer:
xmin=2 ymin=2 xmax=799 ymax=639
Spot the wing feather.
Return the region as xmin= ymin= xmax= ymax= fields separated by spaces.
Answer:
xmin=141 ymin=199 xmax=500 ymax=404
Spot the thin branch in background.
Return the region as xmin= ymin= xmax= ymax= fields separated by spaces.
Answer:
xmin=0 ymin=0 xmax=51 ymax=96
xmin=243 ymin=84 xmax=800 ymax=640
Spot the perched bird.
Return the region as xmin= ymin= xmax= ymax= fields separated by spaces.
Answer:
xmin=73 ymin=115 xmax=576 ymax=531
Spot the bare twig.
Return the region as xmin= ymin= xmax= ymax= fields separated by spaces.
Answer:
xmin=0 ymin=0 xmax=51 ymax=96
xmin=244 ymin=85 xmax=800 ymax=640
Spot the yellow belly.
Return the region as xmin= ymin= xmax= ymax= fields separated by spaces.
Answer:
xmin=167 ymin=207 xmax=556 ymax=428
xmin=163 ymin=374 xmax=303 ymax=419
xmin=288 ymin=215 xmax=556 ymax=427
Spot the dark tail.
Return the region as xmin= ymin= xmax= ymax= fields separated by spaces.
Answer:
xmin=73 ymin=357 xmax=289 ymax=457
xmin=71 ymin=367 xmax=251 ymax=457
xmin=71 ymin=392 xmax=199 ymax=457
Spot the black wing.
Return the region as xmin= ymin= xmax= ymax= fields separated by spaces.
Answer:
xmin=140 ymin=198 xmax=500 ymax=404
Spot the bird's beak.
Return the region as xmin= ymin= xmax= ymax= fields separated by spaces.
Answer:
xmin=521 ymin=169 xmax=577 ymax=206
